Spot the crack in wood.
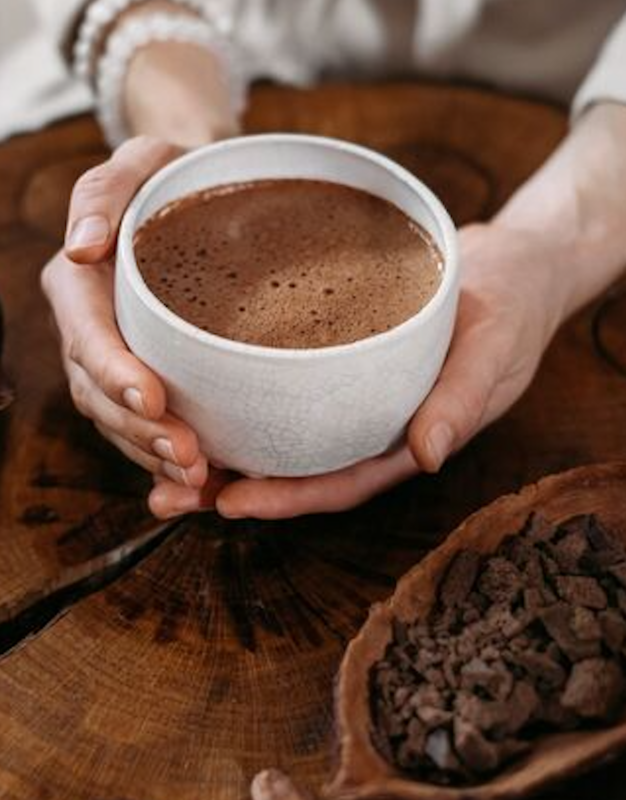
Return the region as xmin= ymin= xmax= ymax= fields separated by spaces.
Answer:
xmin=0 ymin=516 xmax=186 ymax=660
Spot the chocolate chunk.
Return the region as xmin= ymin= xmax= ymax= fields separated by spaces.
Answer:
xmin=569 ymin=606 xmax=602 ymax=641
xmin=522 ymin=512 xmax=558 ymax=544
xmin=453 ymin=717 xmax=500 ymax=773
xmin=439 ymin=551 xmax=481 ymax=608
xmin=550 ymin=530 xmax=590 ymax=573
xmin=396 ymin=717 xmax=427 ymax=769
xmin=587 ymin=517 xmax=626 ymax=567
xmin=460 ymin=657 xmax=514 ymax=701
xmin=477 ymin=558 xmax=522 ymax=605
xmin=454 ymin=681 xmax=537 ymax=738
xmin=540 ymin=603 xmax=601 ymax=661
xmin=609 ymin=563 xmax=626 ymax=589
xmin=561 ymin=658 xmax=625 ymax=719
xmin=523 ymin=587 xmax=546 ymax=616
xmin=514 ymin=649 xmax=567 ymax=690
xmin=599 ymin=609 xmax=626 ymax=653
xmin=503 ymin=681 xmax=540 ymax=734
xmin=417 ymin=706 xmax=453 ymax=729
xmin=522 ymin=552 xmax=557 ymax=605
xmin=556 ymin=576 xmax=607 ymax=609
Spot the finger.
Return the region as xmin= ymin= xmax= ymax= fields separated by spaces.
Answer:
xmin=251 ymin=769 xmax=311 ymax=800
xmin=67 ymin=359 xmax=201 ymax=468
xmin=215 ymin=445 xmax=418 ymax=521
xmin=45 ymin=253 xmax=166 ymax=419
xmin=407 ymin=303 xmax=502 ymax=473
xmin=95 ymin=423 xmax=207 ymax=487
xmin=149 ymin=469 xmax=235 ymax=519
xmin=65 ymin=136 xmax=182 ymax=262
xmin=95 ymin=422 xmax=161 ymax=474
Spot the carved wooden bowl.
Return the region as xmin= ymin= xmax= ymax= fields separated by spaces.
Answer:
xmin=329 ymin=463 xmax=626 ymax=799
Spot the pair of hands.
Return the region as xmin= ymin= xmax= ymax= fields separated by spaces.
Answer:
xmin=42 ymin=136 xmax=563 ymax=521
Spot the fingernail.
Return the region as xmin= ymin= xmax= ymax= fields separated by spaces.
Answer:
xmin=426 ymin=423 xmax=453 ymax=471
xmin=67 ymin=215 xmax=110 ymax=251
xmin=153 ymin=437 xmax=177 ymax=464
xmin=162 ymin=461 xmax=190 ymax=486
xmin=123 ymin=387 xmax=146 ymax=417
xmin=215 ymin=497 xmax=243 ymax=519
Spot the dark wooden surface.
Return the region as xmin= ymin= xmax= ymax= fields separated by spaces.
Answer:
xmin=0 ymin=82 xmax=625 ymax=800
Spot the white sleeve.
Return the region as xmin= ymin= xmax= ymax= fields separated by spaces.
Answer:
xmin=30 ymin=0 xmax=90 ymax=60
xmin=572 ymin=11 xmax=626 ymax=118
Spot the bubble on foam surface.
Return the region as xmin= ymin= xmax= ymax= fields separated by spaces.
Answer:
xmin=134 ymin=179 xmax=443 ymax=349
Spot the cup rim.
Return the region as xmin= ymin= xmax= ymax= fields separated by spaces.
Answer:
xmin=118 ymin=133 xmax=458 ymax=361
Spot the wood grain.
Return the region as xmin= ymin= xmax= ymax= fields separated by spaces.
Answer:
xmin=0 ymin=82 xmax=624 ymax=799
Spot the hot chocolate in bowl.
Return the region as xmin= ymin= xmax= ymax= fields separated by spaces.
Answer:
xmin=115 ymin=134 xmax=459 ymax=478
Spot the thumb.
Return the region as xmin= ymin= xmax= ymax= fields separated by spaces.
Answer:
xmin=408 ymin=313 xmax=502 ymax=472
xmin=65 ymin=136 xmax=181 ymax=263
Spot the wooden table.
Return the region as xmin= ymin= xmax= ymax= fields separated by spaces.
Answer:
xmin=0 ymin=82 xmax=625 ymax=800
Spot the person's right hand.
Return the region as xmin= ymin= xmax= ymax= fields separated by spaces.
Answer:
xmin=42 ymin=136 xmax=225 ymax=517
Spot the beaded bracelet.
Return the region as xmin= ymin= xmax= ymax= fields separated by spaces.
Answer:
xmin=95 ymin=11 xmax=247 ymax=147
xmin=73 ymin=0 xmax=232 ymax=85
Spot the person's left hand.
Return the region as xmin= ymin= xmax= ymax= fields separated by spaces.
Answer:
xmin=154 ymin=221 xmax=568 ymax=520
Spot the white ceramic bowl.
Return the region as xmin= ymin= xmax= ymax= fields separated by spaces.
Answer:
xmin=116 ymin=134 xmax=459 ymax=477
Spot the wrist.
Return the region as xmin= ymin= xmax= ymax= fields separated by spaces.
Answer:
xmin=472 ymin=219 xmax=573 ymax=342
xmin=124 ymin=39 xmax=241 ymax=147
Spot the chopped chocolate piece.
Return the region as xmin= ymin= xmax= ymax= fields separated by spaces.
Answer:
xmin=515 ymin=649 xmax=567 ymax=690
xmin=443 ymin=659 xmax=460 ymax=690
xmin=439 ymin=550 xmax=481 ymax=608
xmin=522 ymin=512 xmax=557 ymax=543
xmin=453 ymin=717 xmax=500 ymax=773
xmin=609 ymin=563 xmax=626 ymax=589
xmin=539 ymin=551 xmax=560 ymax=577
xmin=561 ymin=658 xmax=625 ymax=719
xmin=410 ymin=683 xmax=445 ymax=710
xmin=523 ymin=552 xmax=557 ymax=604
xmin=415 ymin=647 xmax=444 ymax=674
xmin=454 ymin=681 xmax=538 ymax=738
xmin=394 ymin=686 xmax=412 ymax=708
xmin=556 ymin=576 xmax=607 ymax=610
xmin=460 ymin=657 xmax=514 ymax=701
xmin=549 ymin=529 xmax=590 ymax=573
xmin=477 ymin=558 xmax=523 ymax=605
xmin=417 ymin=706 xmax=453 ymax=729
xmin=396 ymin=718 xmax=427 ymax=768
xmin=599 ymin=609 xmax=626 ymax=653
xmin=523 ymin=587 xmax=546 ymax=616
xmin=569 ymin=606 xmax=602 ymax=641
xmin=424 ymin=728 xmax=462 ymax=773
xmin=503 ymin=681 xmax=540 ymax=734
xmin=585 ymin=518 xmax=626 ymax=569
xmin=540 ymin=603 xmax=601 ymax=661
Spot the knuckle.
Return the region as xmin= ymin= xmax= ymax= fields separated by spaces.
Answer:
xmin=72 ymin=162 xmax=124 ymax=203
xmin=65 ymin=330 xmax=84 ymax=367
xmin=69 ymin=378 xmax=91 ymax=419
